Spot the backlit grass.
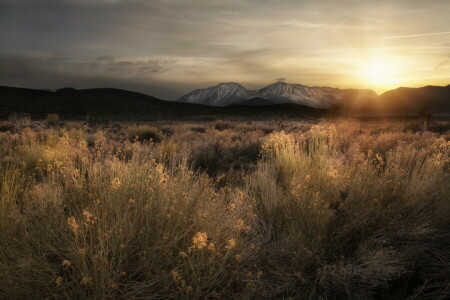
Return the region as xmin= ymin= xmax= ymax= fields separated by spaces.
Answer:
xmin=0 ymin=119 xmax=449 ymax=299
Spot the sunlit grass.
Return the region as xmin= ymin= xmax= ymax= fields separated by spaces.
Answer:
xmin=0 ymin=118 xmax=449 ymax=298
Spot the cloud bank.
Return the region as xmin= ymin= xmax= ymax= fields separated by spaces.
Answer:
xmin=0 ymin=0 xmax=449 ymax=98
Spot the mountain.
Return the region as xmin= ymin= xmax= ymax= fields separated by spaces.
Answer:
xmin=179 ymin=81 xmax=378 ymax=109
xmin=0 ymin=86 xmax=325 ymax=120
xmin=1 ymin=83 xmax=449 ymax=120
xmin=179 ymin=82 xmax=255 ymax=106
xmin=379 ymin=85 xmax=450 ymax=115
xmin=235 ymin=98 xmax=276 ymax=106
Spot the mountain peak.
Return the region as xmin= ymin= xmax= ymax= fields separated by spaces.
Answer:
xmin=217 ymin=82 xmax=242 ymax=87
xmin=179 ymin=82 xmax=378 ymax=108
xmin=179 ymin=82 xmax=251 ymax=106
xmin=269 ymin=81 xmax=291 ymax=86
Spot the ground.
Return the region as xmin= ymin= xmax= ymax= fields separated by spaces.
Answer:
xmin=0 ymin=116 xmax=449 ymax=299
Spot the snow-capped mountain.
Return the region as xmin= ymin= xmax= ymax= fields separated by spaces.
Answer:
xmin=178 ymin=82 xmax=377 ymax=108
xmin=179 ymin=82 xmax=256 ymax=107
xmin=258 ymin=82 xmax=342 ymax=108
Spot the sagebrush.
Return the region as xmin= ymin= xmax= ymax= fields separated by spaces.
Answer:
xmin=0 ymin=118 xmax=449 ymax=299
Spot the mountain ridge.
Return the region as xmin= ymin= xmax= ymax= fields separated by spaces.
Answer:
xmin=179 ymin=82 xmax=255 ymax=106
xmin=1 ymin=83 xmax=449 ymax=120
xmin=178 ymin=81 xmax=378 ymax=109
xmin=378 ymin=84 xmax=450 ymax=114
xmin=0 ymin=85 xmax=325 ymax=120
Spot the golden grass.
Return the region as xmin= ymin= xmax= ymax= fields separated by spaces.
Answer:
xmin=0 ymin=118 xmax=449 ymax=299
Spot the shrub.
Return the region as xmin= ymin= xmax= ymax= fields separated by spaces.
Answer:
xmin=189 ymin=132 xmax=262 ymax=180
xmin=190 ymin=126 xmax=206 ymax=133
xmin=8 ymin=113 xmax=31 ymax=131
xmin=159 ymin=140 xmax=181 ymax=162
xmin=46 ymin=114 xmax=60 ymax=127
xmin=246 ymin=125 xmax=450 ymax=298
xmin=160 ymin=126 xmax=175 ymax=136
xmin=214 ymin=120 xmax=234 ymax=131
xmin=127 ymin=125 xmax=163 ymax=142
xmin=0 ymin=121 xmax=14 ymax=132
xmin=0 ymin=130 xmax=257 ymax=299
xmin=0 ymin=120 xmax=449 ymax=299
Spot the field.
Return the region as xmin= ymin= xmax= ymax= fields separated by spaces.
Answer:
xmin=0 ymin=116 xmax=449 ymax=299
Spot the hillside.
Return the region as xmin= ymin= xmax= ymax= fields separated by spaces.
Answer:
xmin=0 ymin=86 xmax=325 ymax=120
xmin=179 ymin=82 xmax=378 ymax=109
xmin=379 ymin=85 xmax=450 ymax=115
xmin=2 ymin=84 xmax=449 ymax=120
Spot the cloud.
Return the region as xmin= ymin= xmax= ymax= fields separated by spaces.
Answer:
xmin=381 ymin=31 xmax=450 ymax=40
xmin=434 ymin=55 xmax=450 ymax=71
xmin=0 ymin=0 xmax=449 ymax=95
xmin=0 ymin=54 xmax=189 ymax=99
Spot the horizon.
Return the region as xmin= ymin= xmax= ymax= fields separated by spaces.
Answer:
xmin=3 ymin=80 xmax=450 ymax=101
xmin=0 ymin=0 xmax=449 ymax=99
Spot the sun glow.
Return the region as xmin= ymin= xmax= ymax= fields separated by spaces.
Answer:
xmin=362 ymin=58 xmax=402 ymax=92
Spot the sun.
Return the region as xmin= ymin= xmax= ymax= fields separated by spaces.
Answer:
xmin=362 ymin=58 xmax=401 ymax=91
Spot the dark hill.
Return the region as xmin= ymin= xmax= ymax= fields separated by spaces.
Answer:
xmin=0 ymin=86 xmax=325 ymax=120
xmin=379 ymin=85 xmax=450 ymax=115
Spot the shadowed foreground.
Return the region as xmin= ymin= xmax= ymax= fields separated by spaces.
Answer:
xmin=0 ymin=118 xmax=449 ymax=299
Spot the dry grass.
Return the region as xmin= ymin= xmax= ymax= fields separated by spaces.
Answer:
xmin=0 ymin=118 xmax=449 ymax=299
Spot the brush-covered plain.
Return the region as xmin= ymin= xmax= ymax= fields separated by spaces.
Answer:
xmin=0 ymin=117 xmax=449 ymax=299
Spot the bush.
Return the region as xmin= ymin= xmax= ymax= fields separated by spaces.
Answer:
xmin=46 ymin=114 xmax=60 ymax=127
xmin=246 ymin=125 xmax=450 ymax=298
xmin=190 ymin=126 xmax=206 ymax=133
xmin=189 ymin=133 xmax=262 ymax=180
xmin=127 ymin=125 xmax=163 ymax=142
xmin=160 ymin=126 xmax=175 ymax=136
xmin=0 ymin=120 xmax=449 ymax=299
xmin=8 ymin=113 xmax=31 ymax=131
xmin=0 ymin=129 xmax=256 ymax=299
xmin=214 ymin=120 xmax=234 ymax=131
xmin=0 ymin=121 xmax=14 ymax=132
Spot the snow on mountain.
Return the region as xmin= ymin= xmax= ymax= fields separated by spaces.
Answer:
xmin=179 ymin=82 xmax=255 ymax=107
xmin=179 ymin=82 xmax=377 ymax=108
xmin=258 ymin=82 xmax=340 ymax=108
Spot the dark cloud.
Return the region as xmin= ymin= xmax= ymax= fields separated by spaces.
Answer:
xmin=0 ymin=54 xmax=188 ymax=99
xmin=0 ymin=0 xmax=449 ymax=95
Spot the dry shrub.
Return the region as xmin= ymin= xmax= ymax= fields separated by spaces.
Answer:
xmin=0 ymin=121 xmax=14 ymax=132
xmin=190 ymin=126 xmax=206 ymax=133
xmin=159 ymin=140 xmax=181 ymax=162
xmin=46 ymin=114 xmax=60 ymax=127
xmin=160 ymin=126 xmax=175 ymax=137
xmin=213 ymin=120 xmax=234 ymax=131
xmin=0 ymin=129 xmax=258 ymax=299
xmin=246 ymin=123 xmax=450 ymax=298
xmin=189 ymin=128 xmax=263 ymax=181
xmin=127 ymin=125 xmax=163 ymax=142
xmin=0 ymin=119 xmax=449 ymax=299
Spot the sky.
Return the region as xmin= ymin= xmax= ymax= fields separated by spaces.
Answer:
xmin=0 ymin=0 xmax=449 ymax=99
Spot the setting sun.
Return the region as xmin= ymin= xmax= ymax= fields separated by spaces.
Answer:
xmin=362 ymin=58 xmax=401 ymax=91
